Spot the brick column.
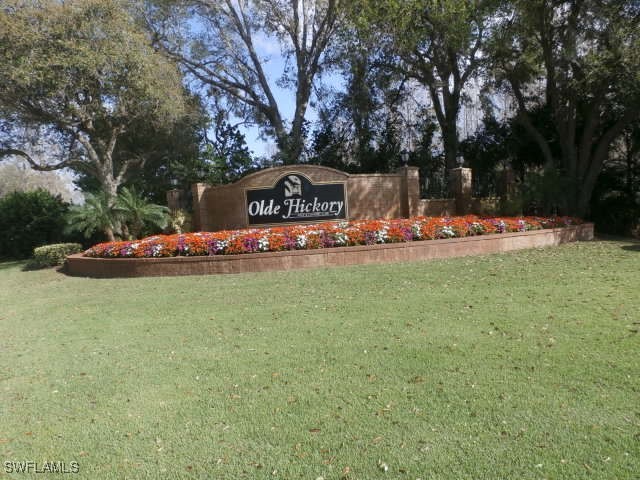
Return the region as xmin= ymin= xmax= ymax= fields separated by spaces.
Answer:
xmin=449 ymin=167 xmax=473 ymax=215
xmin=191 ymin=183 xmax=206 ymax=232
xmin=396 ymin=166 xmax=420 ymax=218
xmin=166 ymin=189 xmax=182 ymax=213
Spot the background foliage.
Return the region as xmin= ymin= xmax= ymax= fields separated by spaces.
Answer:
xmin=0 ymin=190 xmax=73 ymax=259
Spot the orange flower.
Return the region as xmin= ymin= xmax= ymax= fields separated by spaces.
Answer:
xmin=83 ymin=215 xmax=583 ymax=258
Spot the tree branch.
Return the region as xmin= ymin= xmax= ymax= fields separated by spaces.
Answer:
xmin=0 ymin=148 xmax=71 ymax=171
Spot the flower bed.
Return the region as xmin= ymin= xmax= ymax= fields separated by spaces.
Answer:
xmin=84 ymin=215 xmax=582 ymax=259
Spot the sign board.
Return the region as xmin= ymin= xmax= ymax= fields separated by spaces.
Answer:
xmin=246 ymin=173 xmax=347 ymax=225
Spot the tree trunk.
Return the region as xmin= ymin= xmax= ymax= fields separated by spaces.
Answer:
xmin=105 ymin=227 xmax=116 ymax=242
xmin=442 ymin=123 xmax=459 ymax=171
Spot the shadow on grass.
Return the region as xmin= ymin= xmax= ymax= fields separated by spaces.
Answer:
xmin=20 ymin=261 xmax=67 ymax=272
xmin=0 ymin=259 xmax=27 ymax=270
xmin=0 ymin=258 xmax=65 ymax=272
xmin=595 ymin=233 xmax=632 ymax=241
xmin=595 ymin=234 xmax=640 ymax=250
xmin=598 ymin=234 xmax=640 ymax=252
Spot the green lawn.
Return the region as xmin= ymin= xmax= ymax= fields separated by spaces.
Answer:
xmin=1 ymin=240 xmax=639 ymax=479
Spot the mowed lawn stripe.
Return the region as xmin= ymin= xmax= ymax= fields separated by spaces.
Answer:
xmin=0 ymin=240 xmax=638 ymax=479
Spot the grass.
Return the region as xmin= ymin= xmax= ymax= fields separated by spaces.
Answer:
xmin=0 ymin=239 xmax=638 ymax=479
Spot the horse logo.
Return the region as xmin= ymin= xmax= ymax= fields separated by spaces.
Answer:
xmin=284 ymin=175 xmax=302 ymax=197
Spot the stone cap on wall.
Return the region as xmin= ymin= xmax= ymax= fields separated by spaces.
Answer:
xmin=233 ymin=164 xmax=351 ymax=188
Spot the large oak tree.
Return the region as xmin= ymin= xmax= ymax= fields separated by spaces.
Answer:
xmin=491 ymin=0 xmax=640 ymax=215
xmin=0 ymin=0 xmax=186 ymax=203
xmin=149 ymin=0 xmax=345 ymax=164
xmin=355 ymin=0 xmax=498 ymax=170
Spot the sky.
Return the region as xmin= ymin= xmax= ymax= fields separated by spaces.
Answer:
xmin=226 ymin=31 xmax=333 ymax=159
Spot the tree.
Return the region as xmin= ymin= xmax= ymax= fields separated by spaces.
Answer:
xmin=408 ymin=116 xmax=441 ymax=197
xmin=591 ymin=121 xmax=640 ymax=234
xmin=66 ymin=192 xmax=120 ymax=242
xmin=355 ymin=0 xmax=497 ymax=170
xmin=309 ymin=118 xmax=352 ymax=171
xmin=149 ymin=0 xmax=345 ymax=163
xmin=0 ymin=0 xmax=185 ymax=204
xmin=332 ymin=40 xmax=391 ymax=169
xmin=490 ymin=0 xmax=640 ymax=215
xmin=201 ymin=112 xmax=257 ymax=185
xmin=73 ymin=97 xmax=257 ymax=202
xmin=115 ymin=187 xmax=168 ymax=239
xmin=73 ymin=93 xmax=209 ymax=204
xmin=66 ymin=188 xmax=169 ymax=241
xmin=308 ymin=20 xmax=417 ymax=173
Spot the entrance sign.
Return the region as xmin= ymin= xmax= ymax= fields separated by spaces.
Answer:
xmin=246 ymin=173 xmax=347 ymax=225
xmin=189 ymin=164 xmax=428 ymax=231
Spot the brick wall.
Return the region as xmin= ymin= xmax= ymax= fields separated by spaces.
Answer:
xmin=191 ymin=165 xmax=426 ymax=231
xmin=415 ymin=199 xmax=456 ymax=217
xmin=181 ymin=165 xmax=511 ymax=232
xmin=346 ymin=173 xmax=404 ymax=220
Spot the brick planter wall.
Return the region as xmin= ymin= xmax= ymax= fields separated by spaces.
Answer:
xmin=65 ymin=223 xmax=594 ymax=278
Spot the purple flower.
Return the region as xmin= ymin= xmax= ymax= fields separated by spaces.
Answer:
xmin=243 ymin=237 xmax=259 ymax=253
xmin=119 ymin=243 xmax=131 ymax=257
xmin=492 ymin=220 xmax=506 ymax=234
xmin=207 ymin=239 xmax=222 ymax=255
xmin=321 ymin=232 xmax=335 ymax=248
xmin=177 ymin=235 xmax=185 ymax=255
xmin=518 ymin=219 xmax=527 ymax=232
xmin=364 ymin=231 xmax=377 ymax=245
xmin=284 ymin=235 xmax=297 ymax=250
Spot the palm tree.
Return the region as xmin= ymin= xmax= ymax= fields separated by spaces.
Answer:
xmin=65 ymin=191 xmax=119 ymax=242
xmin=115 ymin=187 xmax=168 ymax=239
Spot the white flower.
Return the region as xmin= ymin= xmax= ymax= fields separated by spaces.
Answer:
xmin=472 ymin=222 xmax=483 ymax=232
xmin=441 ymin=226 xmax=455 ymax=238
xmin=212 ymin=240 xmax=228 ymax=253
xmin=258 ymin=237 xmax=270 ymax=251
xmin=375 ymin=227 xmax=389 ymax=243
xmin=412 ymin=222 xmax=423 ymax=239
xmin=334 ymin=232 xmax=348 ymax=246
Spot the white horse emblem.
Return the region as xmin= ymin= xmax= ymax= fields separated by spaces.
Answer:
xmin=284 ymin=175 xmax=302 ymax=197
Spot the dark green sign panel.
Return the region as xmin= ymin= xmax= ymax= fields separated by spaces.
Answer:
xmin=246 ymin=173 xmax=346 ymax=225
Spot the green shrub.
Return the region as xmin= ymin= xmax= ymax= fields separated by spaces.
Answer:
xmin=0 ymin=189 xmax=70 ymax=259
xmin=27 ymin=243 xmax=83 ymax=269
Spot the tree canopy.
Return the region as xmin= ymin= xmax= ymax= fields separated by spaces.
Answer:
xmin=149 ymin=0 xmax=345 ymax=164
xmin=490 ymin=0 xmax=640 ymax=215
xmin=352 ymin=0 xmax=498 ymax=170
xmin=0 ymin=0 xmax=186 ymax=201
